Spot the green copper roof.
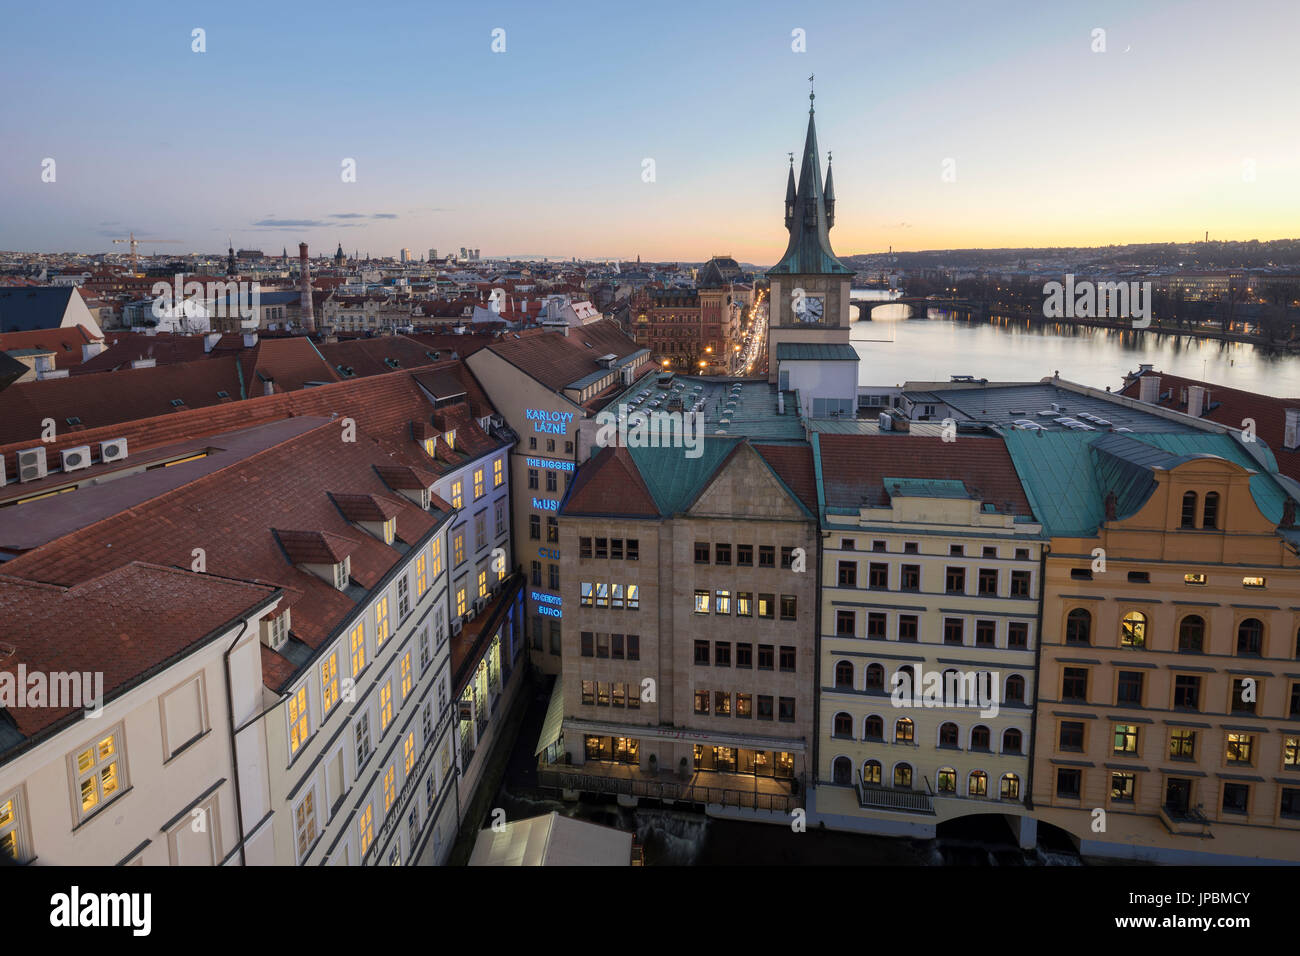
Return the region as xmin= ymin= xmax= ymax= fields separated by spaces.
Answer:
xmin=882 ymin=477 xmax=973 ymax=500
xmin=776 ymin=343 xmax=860 ymax=362
xmin=628 ymin=438 xmax=741 ymax=515
xmin=767 ymin=105 xmax=853 ymax=277
xmin=1002 ymin=430 xmax=1289 ymax=537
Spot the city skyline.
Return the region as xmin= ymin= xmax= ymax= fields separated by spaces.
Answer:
xmin=3 ymin=0 xmax=1298 ymax=260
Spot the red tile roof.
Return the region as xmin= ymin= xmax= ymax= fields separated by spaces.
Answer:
xmin=276 ymin=529 xmax=357 ymax=566
xmin=816 ymin=434 xmax=1034 ymax=515
xmin=1118 ymin=370 xmax=1300 ymax=481
xmin=2 ymin=422 xmax=446 ymax=692
xmin=754 ymin=443 xmax=818 ymax=515
xmin=0 ymin=562 xmax=278 ymax=741
xmin=331 ymin=493 xmax=404 ymax=523
xmin=482 ymin=320 xmax=644 ymax=393
xmin=0 ymin=325 xmax=98 ymax=369
xmin=561 ymin=446 xmax=660 ymax=517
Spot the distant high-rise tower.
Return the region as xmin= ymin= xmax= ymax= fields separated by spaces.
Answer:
xmin=428 ymin=248 xmax=437 ymax=261
xmin=298 ymin=242 xmax=315 ymax=333
xmin=400 ymin=248 xmax=411 ymax=264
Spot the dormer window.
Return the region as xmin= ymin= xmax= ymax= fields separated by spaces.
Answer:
xmin=382 ymin=518 xmax=396 ymax=545
xmin=420 ymin=488 xmax=431 ymax=510
xmin=334 ymin=555 xmax=351 ymax=590
xmin=424 ymin=437 xmax=436 ymax=457
xmin=444 ymin=430 xmax=456 ymax=451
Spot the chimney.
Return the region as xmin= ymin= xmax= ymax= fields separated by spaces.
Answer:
xmin=1138 ymin=374 xmax=1160 ymax=404
xmin=263 ymin=378 xmax=275 ymax=397
xmin=203 ymin=331 xmax=222 ymax=353
xmin=1285 ymin=409 xmax=1300 ymax=451
xmin=1187 ymin=385 xmax=1206 ymax=418
xmin=81 ymin=342 xmax=104 ymax=362
xmin=243 ymin=331 xmax=259 ymax=348
xmin=131 ymin=357 xmax=156 ymax=369
xmin=299 ymin=242 xmax=316 ymax=332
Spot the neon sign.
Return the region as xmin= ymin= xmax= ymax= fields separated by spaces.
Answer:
xmin=524 ymin=409 xmax=575 ymax=434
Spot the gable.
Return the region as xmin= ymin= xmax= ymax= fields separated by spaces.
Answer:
xmin=688 ymin=442 xmax=808 ymax=521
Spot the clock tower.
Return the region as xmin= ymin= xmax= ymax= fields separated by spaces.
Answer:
xmin=765 ymin=85 xmax=859 ymax=414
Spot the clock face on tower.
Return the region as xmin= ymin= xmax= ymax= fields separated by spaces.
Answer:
xmin=793 ymin=292 xmax=825 ymax=324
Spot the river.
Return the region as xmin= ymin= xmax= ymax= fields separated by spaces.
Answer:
xmin=850 ymin=290 xmax=1300 ymax=397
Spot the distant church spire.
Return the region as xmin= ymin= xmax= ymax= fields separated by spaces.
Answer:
xmin=226 ymin=236 xmax=237 ymax=276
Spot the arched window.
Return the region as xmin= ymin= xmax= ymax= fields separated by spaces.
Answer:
xmin=1000 ymin=773 xmax=1020 ymax=800
xmin=1003 ymin=728 xmax=1023 ymax=753
xmin=968 ymin=770 xmax=988 ymax=797
xmin=1202 ymin=491 xmax=1220 ymax=529
xmin=1237 ymin=618 xmax=1264 ymax=657
xmin=834 ymin=660 xmax=854 ymax=689
xmin=862 ymin=760 xmax=881 ymax=786
xmin=865 ymin=664 xmax=885 ymax=691
xmin=939 ymin=722 xmax=959 ymax=747
xmin=937 ymin=767 xmax=957 ymax=793
xmin=1178 ymin=615 xmax=1205 ymax=653
xmin=1121 ymin=611 xmax=1147 ymax=648
xmin=893 ymin=763 xmax=913 ymax=789
xmin=1066 ymin=608 xmax=1091 ymax=645
xmin=895 ymin=664 xmax=917 ymax=694
xmin=864 ymin=715 xmax=884 ymax=740
xmin=831 ymin=756 xmax=851 ymax=786
xmin=970 ymin=725 xmax=991 ymax=750
xmin=1180 ymin=491 xmax=1198 ymax=529
xmin=1005 ymin=674 xmax=1025 ymax=704
xmin=832 ymin=712 xmax=853 ymax=738
xmin=895 ymin=717 xmax=914 ymax=743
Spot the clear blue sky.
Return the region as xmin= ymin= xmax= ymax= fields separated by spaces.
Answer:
xmin=2 ymin=0 xmax=1297 ymax=262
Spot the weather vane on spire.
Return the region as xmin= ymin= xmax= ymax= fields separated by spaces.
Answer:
xmin=809 ymin=73 xmax=815 ymax=103
xmin=788 ymin=151 xmax=794 ymax=165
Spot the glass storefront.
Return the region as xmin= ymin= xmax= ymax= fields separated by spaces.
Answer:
xmin=585 ymin=735 xmax=639 ymax=765
xmin=695 ymin=745 xmax=795 ymax=778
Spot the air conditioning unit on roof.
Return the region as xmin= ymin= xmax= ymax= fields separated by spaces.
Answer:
xmin=61 ymin=444 xmax=92 ymax=473
xmin=17 ymin=447 xmax=47 ymax=483
xmin=100 ymin=437 xmax=128 ymax=463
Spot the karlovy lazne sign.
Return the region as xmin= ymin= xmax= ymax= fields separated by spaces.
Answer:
xmin=524 ymin=409 xmax=575 ymax=434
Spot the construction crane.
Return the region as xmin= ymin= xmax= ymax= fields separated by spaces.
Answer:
xmin=111 ymin=232 xmax=184 ymax=272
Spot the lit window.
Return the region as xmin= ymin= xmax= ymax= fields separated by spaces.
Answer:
xmin=1120 ymin=611 xmax=1146 ymax=648
xmin=384 ymin=765 xmax=396 ymax=812
xmin=474 ymin=468 xmax=484 ymax=500
xmin=375 ymin=596 xmax=390 ymax=647
xmin=401 ymin=653 xmax=412 ymax=700
xmin=321 ymin=653 xmax=339 ymax=716
xmin=358 ymin=804 xmax=374 ymax=857
xmin=72 ymin=729 xmax=125 ymax=819
xmin=350 ymin=623 xmax=366 ymax=676
xmin=381 ymin=682 xmax=393 ymax=730
xmin=288 ymin=686 xmax=310 ymax=753
xmin=416 ymin=553 xmax=428 ymax=596
xmin=295 ymin=789 xmax=317 ymax=861
xmin=382 ymin=518 xmax=396 ymax=545
xmin=478 ymin=570 xmax=488 ymax=599
xmin=444 ymin=430 xmax=455 ymax=450
xmin=454 ymin=531 xmax=465 ymax=566
xmin=0 ymin=792 xmax=21 ymax=862
xmin=431 ymin=538 xmax=443 ymax=576
xmin=456 ymin=588 xmax=467 ymax=617
xmin=424 ymin=438 xmax=435 ymax=457
xmin=493 ymin=458 xmax=503 ymax=488
xmin=404 ymin=732 xmax=416 ymax=774
xmin=627 ymin=585 xmax=639 ymax=610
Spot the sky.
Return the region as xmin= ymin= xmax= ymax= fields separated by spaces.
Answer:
xmin=2 ymin=0 xmax=1297 ymax=263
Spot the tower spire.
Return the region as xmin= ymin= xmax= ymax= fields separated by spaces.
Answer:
xmin=824 ymin=150 xmax=836 ymax=230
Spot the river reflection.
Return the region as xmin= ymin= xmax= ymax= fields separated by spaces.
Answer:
xmin=850 ymin=295 xmax=1300 ymax=397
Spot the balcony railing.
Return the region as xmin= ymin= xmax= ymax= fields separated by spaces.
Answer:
xmin=538 ymin=765 xmax=801 ymax=814
xmin=853 ymin=769 xmax=936 ymax=815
